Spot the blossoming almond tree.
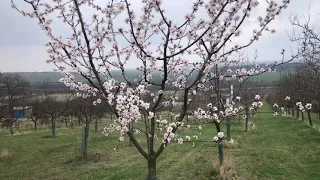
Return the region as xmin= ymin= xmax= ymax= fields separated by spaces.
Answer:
xmin=12 ymin=0 xmax=292 ymax=179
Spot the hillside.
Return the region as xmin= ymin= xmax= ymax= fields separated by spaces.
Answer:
xmin=3 ymin=63 xmax=302 ymax=83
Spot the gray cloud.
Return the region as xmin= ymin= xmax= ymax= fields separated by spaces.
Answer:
xmin=0 ymin=0 xmax=319 ymax=72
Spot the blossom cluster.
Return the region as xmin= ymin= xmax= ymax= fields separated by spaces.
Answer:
xmin=213 ymin=132 xmax=224 ymax=142
xmin=272 ymin=96 xmax=313 ymax=117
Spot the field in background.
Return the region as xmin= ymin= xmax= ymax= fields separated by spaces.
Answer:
xmin=0 ymin=103 xmax=319 ymax=179
xmin=9 ymin=71 xmax=283 ymax=83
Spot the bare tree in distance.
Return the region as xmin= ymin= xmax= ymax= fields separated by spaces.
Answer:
xmin=0 ymin=73 xmax=30 ymax=135
xmin=28 ymin=98 xmax=46 ymax=131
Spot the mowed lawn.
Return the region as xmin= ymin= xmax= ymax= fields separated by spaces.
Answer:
xmin=231 ymin=104 xmax=320 ymax=180
xmin=0 ymin=104 xmax=320 ymax=180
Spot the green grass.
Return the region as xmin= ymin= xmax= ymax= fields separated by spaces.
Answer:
xmin=16 ymin=71 xmax=282 ymax=83
xmin=0 ymin=104 xmax=319 ymax=179
xmin=248 ymin=72 xmax=281 ymax=83
xmin=231 ymin=104 xmax=320 ymax=180
xmin=33 ymin=93 xmax=75 ymax=101
xmin=0 ymin=121 xmax=220 ymax=180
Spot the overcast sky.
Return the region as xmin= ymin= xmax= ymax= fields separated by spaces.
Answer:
xmin=1 ymin=0 xmax=320 ymax=72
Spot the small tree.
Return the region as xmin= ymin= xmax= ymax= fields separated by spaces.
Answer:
xmin=28 ymin=98 xmax=46 ymax=131
xmin=43 ymin=94 xmax=72 ymax=137
xmin=72 ymin=96 xmax=103 ymax=160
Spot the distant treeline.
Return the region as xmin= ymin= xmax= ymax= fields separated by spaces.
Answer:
xmin=2 ymin=62 xmax=302 ymax=93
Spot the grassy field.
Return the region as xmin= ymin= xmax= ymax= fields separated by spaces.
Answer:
xmin=33 ymin=93 xmax=75 ymax=101
xmin=230 ymin=105 xmax=320 ymax=180
xmin=0 ymin=104 xmax=319 ymax=179
xmin=15 ymin=71 xmax=282 ymax=83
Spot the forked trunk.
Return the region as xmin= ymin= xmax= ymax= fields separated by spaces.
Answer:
xmin=147 ymin=158 xmax=157 ymax=180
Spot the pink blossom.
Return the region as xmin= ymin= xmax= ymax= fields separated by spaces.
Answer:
xmin=217 ymin=132 xmax=224 ymax=138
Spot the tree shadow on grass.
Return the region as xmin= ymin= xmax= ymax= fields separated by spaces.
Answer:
xmin=41 ymin=135 xmax=55 ymax=138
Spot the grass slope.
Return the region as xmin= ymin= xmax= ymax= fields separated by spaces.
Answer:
xmin=232 ymin=105 xmax=320 ymax=180
xmin=0 ymin=104 xmax=319 ymax=179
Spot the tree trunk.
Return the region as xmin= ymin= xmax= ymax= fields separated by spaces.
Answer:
xmin=214 ymin=122 xmax=221 ymax=132
xmin=71 ymin=119 xmax=74 ymax=129
xmin=218 ymin=141 xmax=223 ymax=165
xmin=9 ymin=123 xmax=14 ymax=135
xmin=128 ymin=122 xmax=134 ymax=146
xmin=65 ymin=118 xmax=68 ymax=127
xmin=81 ymin=125 xmax=90 ymax=160
xmin=244 ymin=109 xmax=249 ymax=132
xmin=147 ymin=158 xmax=157 ymax=180
xmin=34 ymin=121 xmax=37 ymax=131
xmin=296 ymin=109 xmax=299 ymax=120
xmin=307 ymin=111 xmax=313 ymax=127
xmin=226 ymin=118 xmax=231 ymax=141
xmin=301 ymin=112 xmax=304 ymax=121
xmin=52 ymin=119 xmax=56 ymax=137
xmin=94 ymin=118 xmax=98 ymax=132
xmin=214 ymin=121 xmax=223 ymax=164
xmin=292 ymin=109 xmax=294 ymax=118
xmin=288 ymin=108 xmax=290 ymax=115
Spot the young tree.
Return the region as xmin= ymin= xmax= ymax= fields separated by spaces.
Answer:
xmin=43 ymin=93 xmax=73 ymax=137
xmin=28 ymin=98 xmax=46 ymax=131
xmin=72 ymin=95 xmax=105 ymax=160
xmin=13 ymin=0 xmax=293 ymax=179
